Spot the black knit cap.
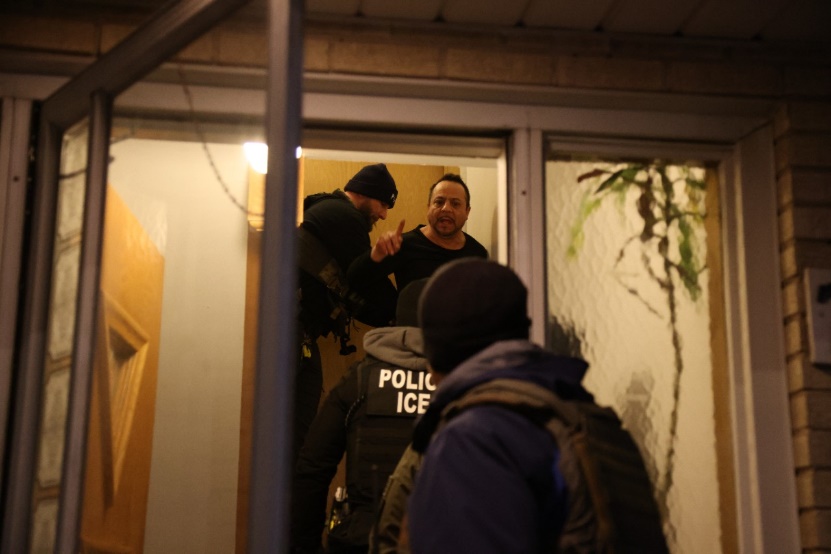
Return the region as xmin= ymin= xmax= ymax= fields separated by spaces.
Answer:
xmin=418 ymin=258 xmax=531 ymax=374
xmin=396 ymin=278 xmax=429 ymax=327
xmin=344 ymin=163 xmax=398 ymax=208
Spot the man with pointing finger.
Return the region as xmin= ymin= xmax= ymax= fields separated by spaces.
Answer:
xmin=347 ymin=173 xmax=488 ymax=302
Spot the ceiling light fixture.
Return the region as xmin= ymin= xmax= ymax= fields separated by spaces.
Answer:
xmin=243 ymin=142 xmax=303 ymax=175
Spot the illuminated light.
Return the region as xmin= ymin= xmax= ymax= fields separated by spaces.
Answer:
xmin=243 ymin=142 xmax=268 ymax=174
xmin=243 ymin=143 xmax=303 ymax=174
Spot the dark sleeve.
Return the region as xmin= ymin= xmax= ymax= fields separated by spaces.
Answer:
xmin=301 ymin=196 xmax=371 ymax=273
xmin=347 ymin=227 xmax=425 ymax=289
xmin=347 ymin=228 xmax=424 ymax=303
xmin=347 ymin=251 xmax=397 ymax=327
xmin=290 ymin=369 xmax=358 ymax=550
xmin=347 ymin=250 xmax=397 ymax=289
xmin=353 ymin=279 xmax=397 ymax=328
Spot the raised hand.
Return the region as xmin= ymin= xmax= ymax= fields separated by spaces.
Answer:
xmin=371 ymin=219 xmax=405 ymax=262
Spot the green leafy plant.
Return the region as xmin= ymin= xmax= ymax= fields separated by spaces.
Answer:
xmin=568 ymin=160 xmax=707 ymax=519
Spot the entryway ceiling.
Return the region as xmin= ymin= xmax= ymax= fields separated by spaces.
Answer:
xmin=15 ymin=0 xmax=831 ymax=43
xmin=307 ymin=0 xmax=830 ymax=43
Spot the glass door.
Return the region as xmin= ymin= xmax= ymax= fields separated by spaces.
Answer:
xmin=2 ymin=1 xmax=301 ymax=552
xmin=97 ymin=112 xmax=264 ymax=553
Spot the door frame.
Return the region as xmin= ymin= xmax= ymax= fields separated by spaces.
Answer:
xmin=0 ymin=97 xmax=33 ymax=501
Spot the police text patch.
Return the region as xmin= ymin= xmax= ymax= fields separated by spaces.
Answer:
xmin=366 ymin=367 xmax=436 ymax=416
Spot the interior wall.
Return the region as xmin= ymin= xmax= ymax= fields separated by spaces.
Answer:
xmin=461 ymin=166 xmax=498 ymax=260
xmin=107 ymin=138 xmax=249 ymax=553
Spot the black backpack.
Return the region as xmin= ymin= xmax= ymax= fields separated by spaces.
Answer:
xmin=442 ymin=378 xmax=669 ymax=554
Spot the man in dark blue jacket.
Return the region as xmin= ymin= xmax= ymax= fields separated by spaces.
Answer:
xmin=407 ymin=259 xmax=594 ymax=554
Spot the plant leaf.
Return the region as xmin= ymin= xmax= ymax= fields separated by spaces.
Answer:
xmin=686 ymin=177 xmax=706 ymax=190
xmin=595 ymin=168 xmax=625 ymax=193
xmin=577 ymin=168 xmax=607 ymax=183
xmin=567 ymin=194 xmax=603 ymax=258
xmin=677 ymin=218 xmax=701 ymax=300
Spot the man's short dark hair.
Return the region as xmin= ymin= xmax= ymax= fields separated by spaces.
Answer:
xmin=428 ymin=173 xmax=470 ymax=208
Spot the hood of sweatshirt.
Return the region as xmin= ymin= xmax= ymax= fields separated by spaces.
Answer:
xmin=363 ymin=326 xmax=427 ymax=372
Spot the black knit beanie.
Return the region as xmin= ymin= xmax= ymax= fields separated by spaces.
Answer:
xmin=344 ymin=163 xmax=398 ymax=208
xmin=418 ymin=259 xmax=531 ymax=374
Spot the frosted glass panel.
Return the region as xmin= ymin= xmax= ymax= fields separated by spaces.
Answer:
xmin=545 ymin=158 xmax=721 ymax=553
xmin=29 ymin=120 xmax=89 ymax=554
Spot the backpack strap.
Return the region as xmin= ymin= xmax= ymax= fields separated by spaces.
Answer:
xmin=442 ymin=378 xmax=578 ymax=424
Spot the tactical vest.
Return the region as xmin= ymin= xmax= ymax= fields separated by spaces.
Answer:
xmin=441 ymin=378 xmax=669 ymax=554
xmin=297 ymin=192 xmax=366 ymax=353
xmin=344 ymin=357 xmax=436 ymax=512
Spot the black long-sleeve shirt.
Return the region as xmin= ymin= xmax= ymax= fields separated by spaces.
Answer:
xmin=347 ymin=224 xmax=488 ymax=299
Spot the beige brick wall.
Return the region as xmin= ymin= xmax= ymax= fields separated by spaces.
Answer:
xmin=2 ymin=11 xmax=831 ymax=553
xmin=776 ymin=97 xmax=831 ymax=554
xmin=0 ymin=15 xmax=97 ymax=54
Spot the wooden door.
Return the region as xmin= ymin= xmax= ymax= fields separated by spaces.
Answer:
xmin=79 ymin=186 xmax=165 ymax=553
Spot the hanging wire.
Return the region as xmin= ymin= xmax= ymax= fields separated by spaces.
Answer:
xmin=176 ymin=63 xmax=264 ymax=218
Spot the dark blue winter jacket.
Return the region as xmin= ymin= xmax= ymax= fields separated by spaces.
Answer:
xmin=407 ymin=340 xmax=591 ymax=554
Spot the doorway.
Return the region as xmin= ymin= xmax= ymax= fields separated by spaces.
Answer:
xmin=25 ymin=123 xmax=505 ymax=552
xmin=237 ymin=145 xmax=503 ymax=550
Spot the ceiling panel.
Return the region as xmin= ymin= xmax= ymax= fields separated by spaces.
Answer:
xmin=306 ymin=0 xmax=359 ymax=17
xmin=441 ymin=0 xmax=528 ymax=26
xmin=15 ymin=0 xmax=831 ymax=46
xmin=681 ymin=0 xmax=788 ymax=40
xmin=601 ymin=0 xmax=702 ymax=34
xmin=360 ymin=0 xmax=442 ymax=21
xmin=522 ymin=0 xmax=615 ymax=30
xmin=759 ymin=0 xmax=831 ymax=41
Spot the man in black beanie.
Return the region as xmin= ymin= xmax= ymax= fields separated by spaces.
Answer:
xmin=406 ymin=258 xmax=594 ymax=554
xmin=295 ymin=163 xmax=400 ymax=464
